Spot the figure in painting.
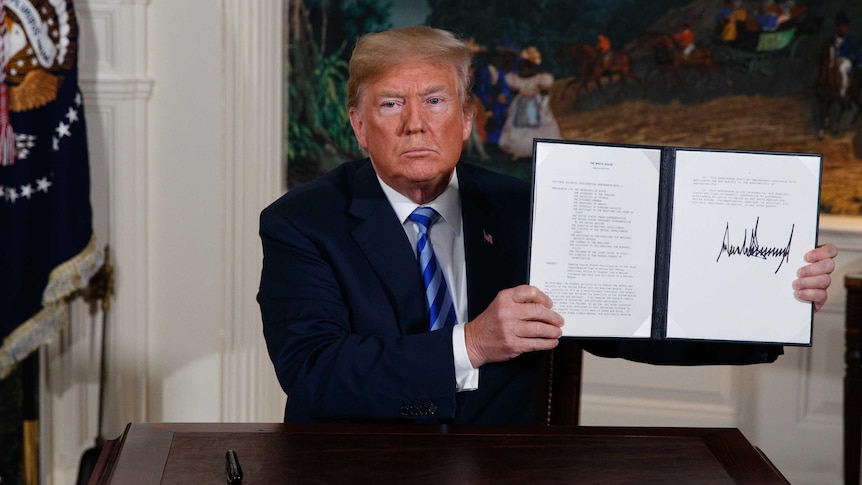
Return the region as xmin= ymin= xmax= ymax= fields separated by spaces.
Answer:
xmin=753 ymin=1 xmax=780 ymax=32
xmin=637 ymin=27 xmax=715 ymax=74
xmin=815 ymin=11 xmax=862 ymax=139
xmin=776 ymin=1 xmax=795 ymax=28
xmin=717 ymin=0 xmax=748 ymax=44
xmin=473 ymin=42 xmax=519 ymax=152
xmin=587 ymin=34 xmax=638 ymax=84
xmin=498 ymin=46 xmax=560 ymax=159
xmin=672 ymin=23 xmax=696 ymax=58
xmin=464 ymin=39 xmax=490 ymax=161
xmin=831 ymin=11 xmax=862 ymax=99
xmin=596 ymin=34 xmax=612 ymax=66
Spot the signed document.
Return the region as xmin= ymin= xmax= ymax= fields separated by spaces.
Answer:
xmin=528 ymin=139 xmax=822 ymax=345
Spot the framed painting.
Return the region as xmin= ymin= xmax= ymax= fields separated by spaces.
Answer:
xmin=285 ymin=0 xmax=862 ymax=215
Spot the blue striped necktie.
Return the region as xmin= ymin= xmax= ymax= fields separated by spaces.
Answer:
xmin=409 ymin=206 xmax=457 ymax=331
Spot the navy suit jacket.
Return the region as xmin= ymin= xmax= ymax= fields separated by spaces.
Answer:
xmin=258 ymin=159 xmax=782 ymax=424
xmin=258 ymin=159 xmax=541 ymax=424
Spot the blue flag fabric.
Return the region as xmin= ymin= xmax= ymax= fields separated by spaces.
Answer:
xmin=0 ymin=0 xmax=102 ymax=378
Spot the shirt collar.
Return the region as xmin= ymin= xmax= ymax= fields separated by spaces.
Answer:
xmin=377 ymin=170 xmax=462 ymax=235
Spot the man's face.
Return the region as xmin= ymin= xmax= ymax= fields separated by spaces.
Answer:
xmin=349 ymin=61 xmax=472 ymax=204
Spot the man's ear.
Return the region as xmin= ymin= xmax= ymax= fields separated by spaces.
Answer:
xmin=461 ymin=101 xmax=475 ymax=142
xmin=348 ymin=107 xmax=368 ymax=149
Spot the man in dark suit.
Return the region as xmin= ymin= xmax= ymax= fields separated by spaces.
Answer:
xmin=258 ymin=26 xmax=837 ymax=425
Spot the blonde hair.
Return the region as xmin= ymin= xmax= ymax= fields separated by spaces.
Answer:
xmin=347 ymin=26 xmax=474 ymax=109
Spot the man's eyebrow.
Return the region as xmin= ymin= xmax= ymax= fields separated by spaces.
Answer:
xmin=420 ymin=85 xmax=449 ymax=96
xmin=376 ymin=89 xmax=404 ymax=99
xmin=375 ymin=85 xmax=450 ymax=99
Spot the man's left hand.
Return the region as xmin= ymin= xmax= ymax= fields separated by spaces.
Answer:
xmin=794 ymin=243 xmax=838 ymax=312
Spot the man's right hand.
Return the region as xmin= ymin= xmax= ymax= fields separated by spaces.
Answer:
xmin=464 ymin=285 xmax=564 ymax=368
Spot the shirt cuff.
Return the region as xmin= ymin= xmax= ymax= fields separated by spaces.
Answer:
xmin=452 ymin=323 xmax=479 ymax=391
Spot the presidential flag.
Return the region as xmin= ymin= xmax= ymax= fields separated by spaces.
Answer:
xmin=0 ymin=0 xmax=102 ymax=378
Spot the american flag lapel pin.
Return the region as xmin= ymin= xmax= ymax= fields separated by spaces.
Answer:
xmin=483 ymin=229 xmax=494 ymax=245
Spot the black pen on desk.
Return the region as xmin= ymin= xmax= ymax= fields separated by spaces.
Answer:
xmin=226 ymin=449 xmax=243 ymax=484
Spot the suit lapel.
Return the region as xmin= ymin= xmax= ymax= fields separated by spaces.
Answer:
xmin=349 ymin=161 xmax=427 ymax=334
xmin=458 ymin=164 xmax=512 ymax=320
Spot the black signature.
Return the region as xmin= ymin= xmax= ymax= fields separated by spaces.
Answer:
xmin=715 ymin=217 xmax=794 ymax=274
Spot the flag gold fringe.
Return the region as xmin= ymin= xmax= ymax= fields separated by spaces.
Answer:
xmin=0 ymin=234 xmax=104 ymax=379
xmin=42 ymin=235 xmax=104 ymax=306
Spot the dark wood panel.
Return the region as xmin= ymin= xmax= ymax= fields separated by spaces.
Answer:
xmin=91 ymin=423 xmax=789 ymax=484
xmin=845 ymin=274 xmax=862 ymax=485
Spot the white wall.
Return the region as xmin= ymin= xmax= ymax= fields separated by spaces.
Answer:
xmin=40 ymin=1 xmax=285 ymax=483
xmin=37 ymin=1 xmax=858 ymax=484
xmin=146 ymin=0 xmax=225 ymax=422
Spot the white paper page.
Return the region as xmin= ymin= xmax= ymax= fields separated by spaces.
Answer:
xmin=666 ymin=150 xmax=820 ymax=344
xmin=530 ymin=141 xmax=661 ymax=338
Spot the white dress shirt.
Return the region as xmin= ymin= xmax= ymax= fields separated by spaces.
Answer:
xmin=377 ymin=171 xmax=479 ymax=391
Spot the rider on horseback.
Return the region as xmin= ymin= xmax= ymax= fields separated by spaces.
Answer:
xmin=833 ymin=11 xmax=862 ymax=98
xmin=596 ymin=34 xmax=612 ymax=65
xmin=672 ymin=24 xmax=696 ymax=58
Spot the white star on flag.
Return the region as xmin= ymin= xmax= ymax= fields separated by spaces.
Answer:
xmin=66 ymin=107 xmax=78 ymax=122
xmin=56 ymin=121 xmax=71 ymax=138
xmin=20 ymin=184 xmax=33 ymax=199
xmin=6 ymin=187 xmax=18 ymax=203
xmin=36 ymin=177 xmax=52 ymax=192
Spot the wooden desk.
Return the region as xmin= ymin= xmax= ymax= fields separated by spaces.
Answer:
xmin=89 ymin=423 xmax=788 ymax=484
xmin=846 ymin=274 xmax=862 ymax=485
